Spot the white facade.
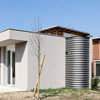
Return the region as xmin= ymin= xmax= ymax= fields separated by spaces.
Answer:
xmin=0 ymin=29 xmax=66 ymax=90
xmin=0 ymin=29 xmax=92 ymax=90
xmin=27 ymin=34 xmax=66 ymax=90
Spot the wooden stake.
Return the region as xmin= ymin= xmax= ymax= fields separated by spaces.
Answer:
xmin=37 ymin=63 xmax=40 ymax=100
xmin=33 ymin=54 xmax=45 ymax=98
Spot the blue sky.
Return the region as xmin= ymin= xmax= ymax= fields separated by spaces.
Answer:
xmin=0 ymin=0 xmax=100 ymax=38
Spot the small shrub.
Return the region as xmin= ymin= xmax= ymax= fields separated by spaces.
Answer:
xmin=91 ymin=78 xmax=99 ymax=90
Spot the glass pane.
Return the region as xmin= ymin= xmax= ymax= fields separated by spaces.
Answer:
xmin=12 ymin=52 xmax=15 ymax=84
xmin=7 ymin=51 xmax=10 ymax=84
xmin=96 ymin=64 xmax=100 ymax=76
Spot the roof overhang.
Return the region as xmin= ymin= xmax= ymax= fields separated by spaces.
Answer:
xmin=0 ymin=29 xmax=29 ymax=47
xmin=93 ymin=38 xmax=100 ymax=42
xmin=39 ymin=26 xmax=90 ymax=37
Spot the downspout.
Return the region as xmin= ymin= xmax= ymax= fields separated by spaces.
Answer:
xmin=93 ymin=61 xmax=95 ymax=77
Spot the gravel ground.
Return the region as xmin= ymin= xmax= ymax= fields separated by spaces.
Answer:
xmin=0 ymin=90 xmax=100 ymax=100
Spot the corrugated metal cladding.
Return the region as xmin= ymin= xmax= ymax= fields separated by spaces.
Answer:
xmin=66 ymin=36 xmax=89 ymax=89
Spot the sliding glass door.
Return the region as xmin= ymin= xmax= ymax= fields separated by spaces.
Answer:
xmin=12 ymin=52 xmax=15 ymax=84
xmin=7 ymin=50 xmax=10 ymax=84
xmin=7 ymin=45 xmax=15 ymax=85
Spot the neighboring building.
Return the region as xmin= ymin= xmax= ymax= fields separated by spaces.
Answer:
xmin=93 ymin=38 xmax=100 ymax=78
xmin=0 ymin=26 xmax=92 ymax=91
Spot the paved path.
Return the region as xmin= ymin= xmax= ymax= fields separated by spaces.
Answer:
xmin=0 ymin=86 xmax=20 ymax=93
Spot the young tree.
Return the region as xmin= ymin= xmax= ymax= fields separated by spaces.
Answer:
xmin=29 ymin=16 xmax=42 ymax=100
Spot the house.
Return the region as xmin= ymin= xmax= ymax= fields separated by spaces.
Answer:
xmin=93 ymin=38 xmax=100 ymax=78
xmin=0 ymin=26 xmax=92 ymax=91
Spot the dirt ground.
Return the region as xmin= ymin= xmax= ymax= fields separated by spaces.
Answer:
xmin=0 ymin=89 xmax=100 ymax=100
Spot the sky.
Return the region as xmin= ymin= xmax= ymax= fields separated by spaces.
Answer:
xmin=0 ymin=0 xmax=100 ymax=38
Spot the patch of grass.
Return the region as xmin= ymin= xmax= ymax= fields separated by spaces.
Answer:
xmin=83 ymin=97 xmax=89 ymax=100
xmin=40 ymin=88 xmax=67 ymax=93
xmin=41 ymin=93 xmax=58 ymax=99
xmin=91 ymin=78 xmax=100 ymax=90
xmin=24 ymin=96 xmax=31 ymax=98
xmin=71 ymin=92 xmax=78 ymax=96
xmin=65 ymin=87 xmax=78 ymax=91
xmin=32 ymin=87 xmax=78 ymax=98
xmin=31 ymin=87 xmax=91 ymax=98
xmin=32 ymin=87 xmax=89 ymax=94
xmin=32 ymin=87 xmax=67 ymax=94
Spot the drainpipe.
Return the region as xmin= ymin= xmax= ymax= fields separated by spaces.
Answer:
xmin=93 ymin=61 xmax=95 ymax=77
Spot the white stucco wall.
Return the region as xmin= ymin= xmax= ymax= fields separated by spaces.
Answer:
xmin=40 ymin=35 xmax=66 ymax=89
xmin=15 ymin=42 xmax=28 ymax=90
xmin=0 ymin=47 xmax=7 ymax=85
xmin=27 ymin=34 xmax=66 ymax=90
xmin=14 ymin=33 xmax=65 ymax=90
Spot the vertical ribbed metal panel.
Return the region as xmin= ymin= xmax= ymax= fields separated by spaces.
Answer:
xmin=66 ymin=36 xmax=89 ymax=89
